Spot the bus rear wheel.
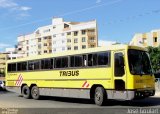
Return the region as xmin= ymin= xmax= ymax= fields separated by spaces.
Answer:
xmin=31 ymin=86 xmax=40 ymax=100
xmin=22 ymin=85 xmax=31 ymax=99
xmin=94 ymin=87 xmax=106 ymax=106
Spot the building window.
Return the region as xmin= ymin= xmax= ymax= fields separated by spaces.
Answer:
xmin=38 ymin=38 xmax=41 ymax=42
xmin=53 ymin=35 xmax=56 ymax=38
xmin=53 ymin=48 xmax=56 ymax=52
xmin=48 ymin=36 xmax=52 ymax=40
xmin=49 ymin=43 xmax=52 ymax=46
xmin=53 ymin=41 xmax=56 ymax=44
xmin=88 ymin=29 xmax=95 ymax=33
xmin=62 ymin=40 xmax=65 ymax=43
xmin=90 ymin=45 xmax=95 ymax=48
xmin=44 ymin=50 xmax=47 ymax=53
xmin=44 ymin=37 xmax=47 ymax=40
xmin=74 ymin=31 xmax=78 ymax=36
xmin=67 ymin=32 xmax=71 ymax=35
xmin=53 ymin=26 xmax=56 ymax=29
xmin=74 ymin=38 xmax=78 ymax=43
xmin=82 ymin=30 xmax=86 ymax=35
xmin=90 ymin=37 xmax=95 ymax=42
xmin=44 ymin=43 xmax=47 ymax=46
xmin=27 ymin=46 xmax=29 ymax=50
xmin=67 ymin=39 xmax=71 ymax=43
xmin=61 ymin=33 xmax=64 ymax=36
xmin=82 ymin=45 xmax=86 ymax=49
xmin=142 ymin=38 xmax=147 ymax=43
xmin=38 ymin=51 xmax=41 ymax=55
xmin=67 ymin=46 xmax=71 ymax=50
xmin=74 ymin=46 xmax=78 ymax=50
xmin=154 ymin=37 xmax=157 ymax=43
xmin=64 ymin=24 xmax=69 ymax=28
xmin=62 ymin=47 xmax=65 ymax=51
xmin=38 ymin=44 xmax=41 ymax=49
xmin=18 ymin=48 xmax=22 ymax=51
xmin=49 ymin=50 xmax=52 ymax=53
xmin=26 ymin=40 xmax=29 ymax=44
xmin=82 ymin=37 xmax=86 ymax=42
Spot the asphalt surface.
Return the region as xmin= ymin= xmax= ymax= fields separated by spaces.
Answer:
xmin=0 ymin=89 xmax=160 ymax=114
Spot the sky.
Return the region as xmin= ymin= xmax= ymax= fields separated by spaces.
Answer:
xmin=0 ymin=0 xmax=160 ymax=52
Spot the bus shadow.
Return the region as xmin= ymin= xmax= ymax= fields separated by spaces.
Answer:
xmin=0 ymin=88 xmax=8 ymax=93
xmin=40 ymin=96 xmax=94 ymax=104
xmin=106 ymin=97 xmax=160 ymax=107
xmin=39 ymin=96 xmax=160 ymax=106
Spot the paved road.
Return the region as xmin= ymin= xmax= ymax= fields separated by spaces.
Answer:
xmin=0 ymin=90 xmax=160 ymax=114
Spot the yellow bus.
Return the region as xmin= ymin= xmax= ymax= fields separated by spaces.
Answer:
xmin=5 ymin=45 xmax=155 ymax=106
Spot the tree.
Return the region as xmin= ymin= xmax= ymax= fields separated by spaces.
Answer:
xmin=147 ymin=46 xmax=160 ymax=72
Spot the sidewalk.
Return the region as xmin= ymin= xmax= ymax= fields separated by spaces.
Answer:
xmin=154 ymin=91 xmax=160 ymax=97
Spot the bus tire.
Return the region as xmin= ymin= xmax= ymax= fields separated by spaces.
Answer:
xmin=31 ymin=86 xmax=40 ymax=100
xmin=94 ymin=87 xmax=106 ymax=106
xmin=22 ymin=85 xmax=31 ymax=99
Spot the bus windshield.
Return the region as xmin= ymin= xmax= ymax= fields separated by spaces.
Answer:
xmin=128 ymin=49 xmax=152 ymax=75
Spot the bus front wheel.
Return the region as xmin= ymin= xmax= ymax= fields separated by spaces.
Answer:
xmin=31 ymin=86 xmax=40 ymax=100
xmin=22 ymin=85 xmax=31 ymax=99
xmin=94 ymin=87 xmax=106 ymax=106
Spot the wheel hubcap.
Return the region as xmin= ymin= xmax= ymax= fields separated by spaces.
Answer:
xmin=24 ymin=89 xmax=28 ymax=95
xmin=96 ymin=92 xmax=101 ymax=101
xmin=32 ymin=88 xmax=38 ymax=96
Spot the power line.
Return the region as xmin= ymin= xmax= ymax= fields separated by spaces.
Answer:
xmin=0 ymin=0 xmax=124 ymax=31
xmin=107 ymin=9 xmax=160 ymax=25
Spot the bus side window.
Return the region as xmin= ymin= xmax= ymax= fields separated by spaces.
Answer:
xmin=17 ymin=62 xmax=27 ymax=71
xmin=28 ymin=61 xmax=34 ymax=70
xmin=55 ymin=58 xmax=61 ymax=68
xmin=88 ymin=54 xmax=93 ymax=66
xmin=28 ymin=60 xmax=40 ymax=70
xmin=70 ymin=56 xmax=82 ymax=67
xmin=75 ymin=56 xmax=82 ymax=67
xmin=61 ymin=57 xmax=68 ymax=68
xmin=98 ymin=52 xmax=109 ymax=66
xmin=55 ymin=57 xmax=68 ymax=68
xmin=88 ymin=54 xmax=97 ymax=66
xmin=8 ymin=63 xmax=16 ymax=72
xmin=83 ymin=55 xmax=87 ymax=66
xmin=41 ymin=59 xmax=53 ymax=69
xmin=8 ymin=64 xmax=12 ymax=72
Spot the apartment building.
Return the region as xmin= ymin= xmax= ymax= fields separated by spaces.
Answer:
xmin=0 ymin=53 xmax=8 ymax=76
xmin=5 ymin=48 xmax=22 ymax=60
xmin=130 ymin=29 xmax=160 ymax=47
xmin=17 ymin=18 xmax=98 ymax=57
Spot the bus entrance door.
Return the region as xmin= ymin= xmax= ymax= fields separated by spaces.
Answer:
xmin=112 ymin=51 xmax=127 ymax=100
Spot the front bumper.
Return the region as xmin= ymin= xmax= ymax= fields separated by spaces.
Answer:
xmin=134 ymin=89 xmax=155 ymax=99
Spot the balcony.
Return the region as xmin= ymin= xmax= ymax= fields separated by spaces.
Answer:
xmin=63 ymin=27 xmax=71 ymax=31
xmin=35 ymin=33 xmax=41 ymax=37
xmin=87 ymin=32 xmax=96 ymax=36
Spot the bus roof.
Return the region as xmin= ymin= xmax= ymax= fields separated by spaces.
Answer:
xmin=7 ymin=44 xmax=146 ymax=63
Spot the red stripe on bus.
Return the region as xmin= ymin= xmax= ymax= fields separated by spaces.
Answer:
xmin=82 ymin=81 xmax=87 ymax=87
xmin=86 ymin=84 xmax=90 ymax=88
